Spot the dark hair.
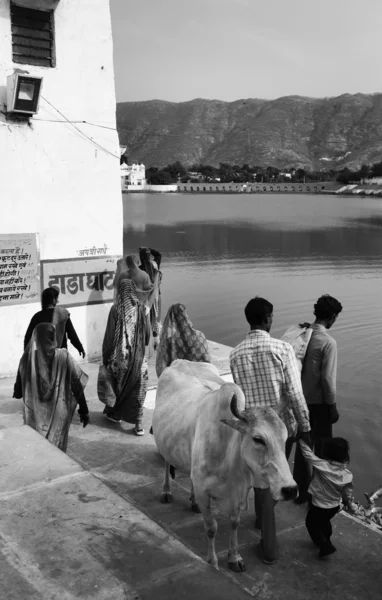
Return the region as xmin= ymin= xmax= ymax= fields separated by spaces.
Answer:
xmin=41 ymin=287 xmax=58 ymax=309
xmin=314 ymin=294 xmax=343 ymax=320
xmin=244 ymin=297 xmax=273 ymax=326
xmin=322 ymin=437 xmax=350 ymax=464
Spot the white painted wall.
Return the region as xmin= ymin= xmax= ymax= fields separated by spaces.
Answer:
xmin=364 ymin=177 xmax=382 ymax=185
xmin=124 ymin=184 xmax=178 ymax=193
xmin=0 ymin=0 xmax=122 ymax=375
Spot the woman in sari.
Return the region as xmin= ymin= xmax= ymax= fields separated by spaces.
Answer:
xmin=113 ymin=254 xmax=152 ymax=300
xmin=139 ymin=246 xmax=162 ymax=343
xmin=24 ymin=287 xmax=85 ymax=358
xmin=101 ymin=279 xmax=150 ymax=435
xmin=13 ymin=323 xmax=89 ymax=452
xmin=155 ymin=303 xmax=211 ymax=377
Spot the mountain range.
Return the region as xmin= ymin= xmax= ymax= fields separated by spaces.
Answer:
xmin=116 ymin=93 xmax=382 ymax=171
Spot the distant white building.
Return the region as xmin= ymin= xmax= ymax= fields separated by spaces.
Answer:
xmin=121 ymin=162 xmax=146 ymax=189
xmin=364 ymin=177 xmax=382 ymax=185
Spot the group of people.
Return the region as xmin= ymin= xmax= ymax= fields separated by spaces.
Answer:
xmin=12 ymin=245 xmax=355 ymax=565
xmin=230 ymin=294 xmax=356 ymax=564
xmin=13 ymin=247 xmax=164 ymax=443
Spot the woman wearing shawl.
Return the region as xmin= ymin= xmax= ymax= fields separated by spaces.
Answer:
xmin=113 ymin=254 xmax=152 ymax=300
xmin=101 ymin=279 xmax=150 ymax=436
xmin=13 ymin=323 xmax=89 ymax=452
xmin=155 ymin=303 xmax=211 ymax=377
xmin=139 ymin=246 xmax=162 ymax=343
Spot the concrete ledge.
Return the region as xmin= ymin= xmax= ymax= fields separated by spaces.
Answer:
xmin=0 ymin=426 xmax=84 ymax=499
xmin=0 ymin=426 xmax=252 ymax=600
xmin=1 ymin=343 xmax=382 ymax=599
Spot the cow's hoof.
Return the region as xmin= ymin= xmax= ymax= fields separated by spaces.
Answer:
xmin=228 ymin=560 xmax=246 ymax=573
xmin=191 ymin=503 xmax=201 ymax=513
xmin=207 ymin=559 xmax=219 ymax=570
xmin=160 ymin=492 xmax=173 ymax=504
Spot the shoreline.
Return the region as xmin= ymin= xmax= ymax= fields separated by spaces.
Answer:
xmin=122 ymin=189 xmax=339 ymax=195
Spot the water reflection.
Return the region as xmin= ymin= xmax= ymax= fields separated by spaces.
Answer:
xmin=123 ymin=193 xmax=382 ymax=497
xmin=125 ymin=220 xmax=382 ymax=267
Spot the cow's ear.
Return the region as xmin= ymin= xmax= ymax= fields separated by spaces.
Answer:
xmin=220 ymin=418 xmax=247 ymax=434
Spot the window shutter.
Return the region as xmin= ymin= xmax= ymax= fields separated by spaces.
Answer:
xmin=11 ymin=4 xmax=55 ymax=68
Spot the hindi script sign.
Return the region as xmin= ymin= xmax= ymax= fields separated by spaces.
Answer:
xmin=0 ymin=233 xmax=39 ymax=306
xmin=40 ymin=256 xmax=120 ymax=307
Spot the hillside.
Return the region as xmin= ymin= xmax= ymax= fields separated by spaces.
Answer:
xmin=116 ymin=94 xmax=382 ymax=170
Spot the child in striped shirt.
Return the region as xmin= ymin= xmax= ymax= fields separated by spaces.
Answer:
xmin=299 ymin=438 xmax=357 ymax=558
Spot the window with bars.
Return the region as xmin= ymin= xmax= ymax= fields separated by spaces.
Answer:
xmin=11 ymin=3 xmax=55 ymax=68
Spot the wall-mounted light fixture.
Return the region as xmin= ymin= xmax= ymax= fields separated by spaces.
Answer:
xmin=6 ymin=72 xmax=44 ymax=116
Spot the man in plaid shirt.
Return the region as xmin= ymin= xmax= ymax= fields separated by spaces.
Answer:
xmin=230 ymin=297 xmax=311 ymax=564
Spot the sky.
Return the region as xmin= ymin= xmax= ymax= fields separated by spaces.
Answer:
xmin=110 ymin=0 xmax=382 ymax=103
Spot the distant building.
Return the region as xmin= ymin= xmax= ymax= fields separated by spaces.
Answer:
xmin=188 ymin=171 xmax=203 ymax=181
xmin=364 ymin=177 xmax=382 ymax=185
xmin=121 ymin=162 xmax=146 ymax=190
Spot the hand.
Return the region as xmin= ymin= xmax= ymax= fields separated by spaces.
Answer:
xmin=329 ymin=404 xmax=340 ymax=424
xmin=298 ymin=431 xmax=312 ymax=447
xmin=298 ymin=322 xmax=311 ymax=329
xmin=79 ymin=349 xmax=86 ymax=359
xmin=345 ymin=502 xmax=358 ymax=515
xmin=79 ymin=412 xmax=90 ymax=428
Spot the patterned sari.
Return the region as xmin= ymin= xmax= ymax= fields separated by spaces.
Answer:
xmin=102 ymin=280 xmax=148 ymax=425
xmin=155 ymin=303 xmax=211 ymax=377
xmin=17 ymin=323 xmax=88 ymax=452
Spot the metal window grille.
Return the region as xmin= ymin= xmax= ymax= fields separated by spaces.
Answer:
xmin=11 ymin=4 xmax=55 ymax=68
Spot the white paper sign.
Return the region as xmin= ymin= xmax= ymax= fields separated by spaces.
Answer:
xmin=0 ymin=233 xmax=39 ymax=306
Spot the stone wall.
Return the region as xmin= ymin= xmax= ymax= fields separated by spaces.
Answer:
xmin=178 ymin=182 xmax=341 ymax=194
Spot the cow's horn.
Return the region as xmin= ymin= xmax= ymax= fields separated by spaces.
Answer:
xmin=230 ymin=394 xmax=246 ymax=421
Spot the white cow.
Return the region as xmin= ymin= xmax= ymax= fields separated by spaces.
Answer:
xmin=152 ymin=359 xmax=297 ymax=572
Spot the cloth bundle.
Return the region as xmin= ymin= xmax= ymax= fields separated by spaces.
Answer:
xmin=281 ymin=324 xmax=313 ymax=372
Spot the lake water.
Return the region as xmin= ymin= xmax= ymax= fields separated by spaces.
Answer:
xmin=123 ymin=192 xmax=382 ymax=499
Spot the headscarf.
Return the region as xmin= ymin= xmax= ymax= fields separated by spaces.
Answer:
xmin=22 ymin=322 xmax=62 ymax=403
xmin=155 ymin=303 xmax=211 ymax=377
xmin=18 ymin=323 xmax=88 ymax=449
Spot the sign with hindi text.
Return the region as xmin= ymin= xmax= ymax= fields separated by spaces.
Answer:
xmin=0 ymin=233 xmax=39 ymax=306
xmin=40 ymin=255 xmax=120 ymax=308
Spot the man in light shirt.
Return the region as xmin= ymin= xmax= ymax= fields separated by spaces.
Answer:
xmin=293 ymin=294 xmax=343 ymax=504
xmin=230 ymin=297 xmax=311 ymax=564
